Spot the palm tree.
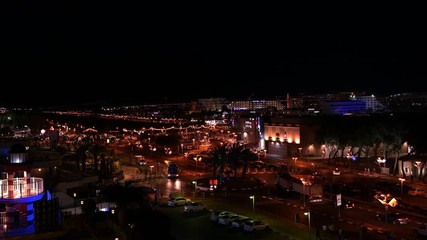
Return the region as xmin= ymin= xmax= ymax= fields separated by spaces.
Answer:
xmin=99 ymin=153 xmax=108 ymax=182
xmin=90 ymin=143 xmax=105 ymax=172
xmin=75 ymin=143 xmax=90 ymax=172
xmin=382 ymin=125 xmax=404 ymax=176
xmin=240 ymin=148 xmax=258 ymax=179
xmin=323 ymin=135 xmax=339 ymax=165
xmin=208 ymin=144 xmax=228 ymax=184
xmin=227 ymin=143 xmax=244 ymax=177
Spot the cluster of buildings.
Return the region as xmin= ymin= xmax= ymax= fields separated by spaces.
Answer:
xmin=0 ymin=91 xmax=426 ymax=238
xmin=32 ymin=92 xmax=427 ymax=119
xmin=90 ymin=91 xmax=427 ymax=116
xmin=37 ymin=91 xmax=427 ymax=168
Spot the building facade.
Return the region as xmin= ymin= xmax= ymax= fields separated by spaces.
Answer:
xmin=0 ymin=143 xmax=44 ymax=237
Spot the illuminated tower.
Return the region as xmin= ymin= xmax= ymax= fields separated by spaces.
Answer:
xmin=0 ymin=143 xmax=44 ymax=237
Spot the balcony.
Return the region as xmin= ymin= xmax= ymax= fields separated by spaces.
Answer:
xmin=0 ymin=177 xmax=44 ymax=203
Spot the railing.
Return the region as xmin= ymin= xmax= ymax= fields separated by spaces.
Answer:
xmin=0 ymin=177 xmax=44 ymax=199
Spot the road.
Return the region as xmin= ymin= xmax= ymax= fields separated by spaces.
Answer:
xmin=113 ymin=143 xmax=427 ymax=239
xmin=40 ymin=116 xmax=427 ymax=239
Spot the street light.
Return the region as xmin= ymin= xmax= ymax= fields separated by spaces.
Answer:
xmin=192 ymin=180 xmax=197 ymax=197
xmin=194 ymin=155 xmax=202 ymax=176
xmin=249 ymin=195 xmax=255 ymax=218
xmin=149 ymin=165 xmax=154 ymax=183
xmin=301 ymin=178 xmax=307 ymax=207
xmin=304 ymin=211 xmax=311 ymax=240
xmin=149 ymin=147 xmax=157 ymax=176
xmin=73 ymin=193 xmax=77 ymax=216
xmin=399 ymin=178 xmax=406 ymax=195
xmin=80 ymin=200 xmax=84 ymax=215
xmin=292 ymin=157 xmax=297 ymax=166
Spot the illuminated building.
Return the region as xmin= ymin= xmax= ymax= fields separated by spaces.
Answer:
xmin=0 ymin=143 xmax=60 ymax=238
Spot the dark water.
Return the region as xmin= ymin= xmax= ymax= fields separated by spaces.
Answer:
xmin=9 ymin=112 xmax=177 ymax=132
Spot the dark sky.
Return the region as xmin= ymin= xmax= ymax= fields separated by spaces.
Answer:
xmin=1 ymin=3 xmax=426 ymax=107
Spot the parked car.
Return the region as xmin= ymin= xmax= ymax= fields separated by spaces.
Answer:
xmin=231 ymin=217 xmax=252 ymax=229
xmin=196 ymin=182 xmax=214 ymax=193
xmin=210 ymin=210 xmax=236 ymax=222
xmin=218 ymin=214 xmax=244 ymax=226
xmin=184 ymin=201 xmax=208 ymax=212
xmin=243 ymin=220 xmax=269 ymax=232
xmin=376 ymin=212 xmax=409 ymax=224
xmin=167 ymin=197 xmax=191 ymax=207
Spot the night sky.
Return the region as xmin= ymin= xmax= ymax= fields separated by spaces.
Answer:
xmin=1 ymin=3 xmax=426 ymax=107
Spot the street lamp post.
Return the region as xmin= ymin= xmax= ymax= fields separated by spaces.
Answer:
xmin=194 ymin=156 xmax=202 ymax=176
xmin=111 ymin=209 xmax=115 ymax=229
xmin=149 ymin=165 xmax=154 ymax=177
xmin=192 ymin=181 xmax=197 ymax=197
xmin=301 ymin=178 xmax=307 ymax=207
xmin=80 ymin=200 xmax=84 ymax=215
xmin=73 ymin=193 xmax=77 ymax=220
xmin=196 ymin=156 xmax=198 ymax=176
xmin=304 ymin=211 xmax=311 ymax=240
xmin=292 ymin=157 xmax=297 ymax=166
xmin=249 ymin=195 xmax=255 ymax=218
xmin=399 ymin=178 xmax=406 ymax=195
xmin=150 ymin=147 xmax=157 ymax=176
